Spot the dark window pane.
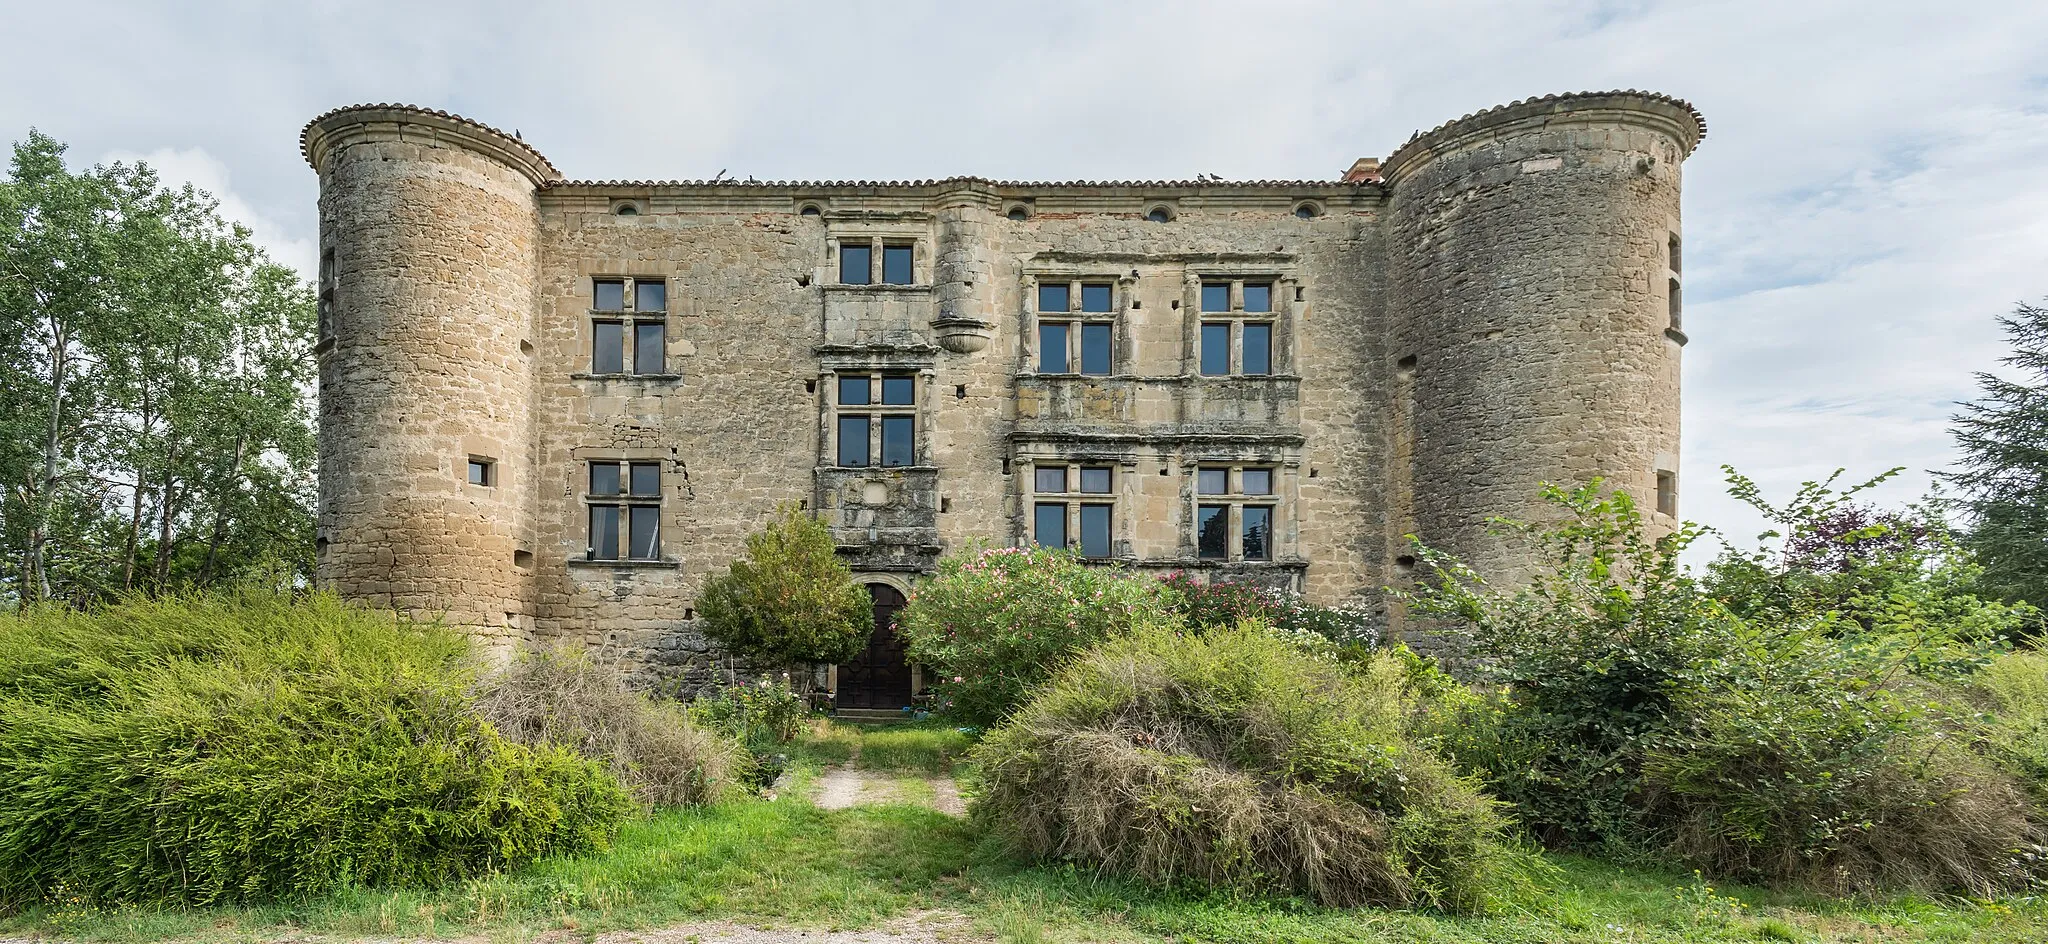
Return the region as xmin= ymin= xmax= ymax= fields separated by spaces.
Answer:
xmin=629 ymin=462 xmax=660 ymax=496
xmin=1038 ymin=283 xmax=1069 ymax=312
xmin=881 ymin=375 xmax=915 ymax=405
xmin=839 ymin=244 xmax=871 ymax=284
xmin=593 ymin=321 xmax=625 ymax=373
xmin=1197 ymin=505 xmax=1229 ymax=559
xmin=1198 ymin=468 xmax=1229 ymax=495
xmin=1079 ymin=466 xmax=1112 ymax=494
xmin=1243 ymin=283 xmax=1271 ymax=313
xmin=838 ymin=416 xmax=870 ymax=467
xmin=1200 ymin=323 xmax=1230 ymax=375
xmin=1241 ymin=468 xmax=1273 ymax=495
xmin=838 ymin=375 xmax=870 ymax=405
xmin=468 ymin=460 xmax=490 ymax=485
xmin=1039 ymin=322 xmax=1069 ymax=373
xmin=635 ymin=322 xmax=665 ymax=374
xmin=882 ymin=244 xmax=913 ymax=284
xmin=1201 ymin=283 xmax=1230 ymax=312
xmin=881 ymin=416 xmax=914 ymax=467
xmin=594 ymin=279 xmax=625 ymax=311
xmin=1080 ymin=283 xmax=1112 ymax=312
xmin=1034 ymin=502 xmax=1067 ymax=549
xmin=1080 ymin=323 xmax=1112 ymax=375
xmin=635 ymin=280 xmax=665 ymax=313
xmin=1242 ymin=323 xmax=1272 ymax=375
xmin=590 ymin=462 xmax=621 ymax=496
xmin=1243 ymin=506 xmax=1273 ymax=560
xmin=1034 ymin=466 xmax=1067 ymax=493
xmin=1080 ymin=505 xmax=1111 ymax=559
xmin=629 ymin=506 xmax=661 ymax=560
xmin=590 ymin=505 xmax=620 ymax=560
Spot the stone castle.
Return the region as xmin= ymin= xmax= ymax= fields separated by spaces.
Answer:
xmin=303 ymin=89 xmax=1702 ymax=705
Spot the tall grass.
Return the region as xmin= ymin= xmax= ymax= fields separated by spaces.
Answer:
xmin=0 ymin=591 xmax=631 ymax=909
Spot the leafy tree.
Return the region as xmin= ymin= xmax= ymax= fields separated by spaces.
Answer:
xmin=0 ymin=131 xmax=313 ymax=606
xmin=1948 ymin=299 xmax=2048 ymax=608
xmin=695 ymin=504 xmax=870 ymax=665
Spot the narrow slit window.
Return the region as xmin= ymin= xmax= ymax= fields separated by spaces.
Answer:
xmin=1668 ymin=278 xmax=1683 ymax=331
xmin=1657 ymin=470 xmax=1678 ymax=516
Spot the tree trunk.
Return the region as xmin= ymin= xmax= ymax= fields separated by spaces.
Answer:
xmin=196 ymin=432 xmax=247 ymax=588
xmin=26 ymin=315 xmax=70 ymax=604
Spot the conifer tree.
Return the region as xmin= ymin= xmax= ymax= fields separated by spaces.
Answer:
xmin=1948 ymin=300 xmax=2048 ymax=606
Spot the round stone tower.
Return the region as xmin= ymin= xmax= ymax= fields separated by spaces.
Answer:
xmin=301 ymin=105 xmax=557 ymax=646
xmin=1383 ymin=90 xmax=1704 ymax=582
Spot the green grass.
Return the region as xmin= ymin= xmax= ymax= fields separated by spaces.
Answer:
xmin=6 ymin=721 xmax=2044 ymax=943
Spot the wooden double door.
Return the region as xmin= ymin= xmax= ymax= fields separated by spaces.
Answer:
xmin=836 ymin=584 xmax=913 ymax=710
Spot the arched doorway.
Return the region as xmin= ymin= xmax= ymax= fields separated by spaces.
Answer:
xmin=836 ymin=583 xmax=912 ymax=710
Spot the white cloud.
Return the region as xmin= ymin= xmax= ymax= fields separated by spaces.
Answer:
xmin=97 ymin=145 xmax=320 ymax=279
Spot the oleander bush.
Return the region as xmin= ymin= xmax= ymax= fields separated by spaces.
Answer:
xmin=972 ymin=622 xmax=1532 ymax=912
xmin=474 ymin=648 xmax=749 ymax=807
xmin=898 ymin=544 xmax=1178 ymax=728
xmin=1401 ymin=477 xmax=2045 ymax=894
xmin=1159 ymin=571 xmax=1381 ymax=653
xmin=0 ymin=591 xmax=631 ymax=909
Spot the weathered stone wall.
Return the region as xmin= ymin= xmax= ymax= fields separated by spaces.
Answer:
xmin=305 ymin=90 xmax=1703 ymax=681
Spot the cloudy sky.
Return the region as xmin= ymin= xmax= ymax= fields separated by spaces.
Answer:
xmin=4 ymin=0 xmax=2044 ymax=556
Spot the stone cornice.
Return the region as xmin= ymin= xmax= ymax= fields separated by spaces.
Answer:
xmin=301 ymin=104 xmax=561 ymax=185
xmin=1381 ymin=90 xmax=1706 ymax=188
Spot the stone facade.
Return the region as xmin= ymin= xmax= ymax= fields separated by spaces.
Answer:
xmin=302 ymin=91 xmax=1704 ymax=691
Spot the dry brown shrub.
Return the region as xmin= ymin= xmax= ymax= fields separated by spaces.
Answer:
xmin=972 ymin=623 xmax=1532 ymax=912
xmin=475 ymin=647 xmax=748 ymax=806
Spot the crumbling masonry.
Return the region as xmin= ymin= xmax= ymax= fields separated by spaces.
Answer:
xmin=303 ymin=90 xmax=1703 ymax=701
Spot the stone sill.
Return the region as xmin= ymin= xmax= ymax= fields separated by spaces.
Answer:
xmin=570 ymin=372 xmax=684 ymax=381
xmin=1018 ymin=372 xmax=1304 ymax=383
xmin=585 ymin=309 xmax=669 ymax=318
xmin=566 ymin=558 xmax=681 ymax=570
xmin=821 ymin=283 xmax=933 ymax=294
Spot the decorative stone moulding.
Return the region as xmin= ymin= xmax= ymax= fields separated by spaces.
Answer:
xmin=931 ymin=313 xmax=994 ymax=354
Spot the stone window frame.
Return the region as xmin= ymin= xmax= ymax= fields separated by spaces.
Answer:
xmin=826 ymin=232 xmax=930 ymax=287
xmin=1019 ymin=453 xmax=1135 ymax=560
xmin=1664 ymin=229 xmax=1685 ymax=341
xmin=1187 ymin=458 xmax=1294 ymax=562
xmin=584 ymin=275 xmax=676 ymax=379
xmin=1189 ymin=272 xmax=1291 ymax=378
xmin=1021 ymin=270 xmax=1133 ymax=377
xmin=826 ymin=368 xmax=930 ymax=469
xmin=465 ymin=456 xmax=496 ymax=487
xmin=580 ymin=458 xmax=666 ymax=563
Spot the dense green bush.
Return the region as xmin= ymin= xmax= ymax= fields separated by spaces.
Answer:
xmin=696 ymin=504 xmax=870 ymax=664
xmin=973 ymin=622 xmax=1531 ymax=912
xmin=1158 ymin=571 xmax=1381 ymax=654
xmin=897 ymin=544 xmax=1177 ymax=728
xmin=1401 ymin=479 xmax=2043 ymax=894
xmin=1974 ymin=649 xmax=2048 ymax=807
xmin=475 ymin=648 xmax=748 ymax=807
xmin=0 ymin=591 xmax=631 ymax=909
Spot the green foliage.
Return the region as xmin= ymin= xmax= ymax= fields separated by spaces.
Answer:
xmin=1158 ymin=571 xmax=1381 ymax=653
xmin=1400 ymin=478 xmax=2043 ymax=894
xmin=1974 ymin=648 xmax=2048 ymax=808
xmin=973 ymin=621 xmax=1534 ymax=912
xmin=475 ymin=648 xmax=750 ymax=807
xmin=0 ymin=591 xmax=631 ymax=909
xmin=695 ymin=504 xmax=870 ymax=665
xmin=895 ymin=543 xmax=1179 ymax=729
xmin=0 ymin=131 xmax=315 ymax=606
xmin=1948 ymin=299 xmax=2048 ymax=609
xmin=688 ymin=674 xmax=808 ymax=751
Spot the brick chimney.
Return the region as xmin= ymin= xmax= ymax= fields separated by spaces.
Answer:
xmin=1342 ymin=157 xmax=1382 ymax=183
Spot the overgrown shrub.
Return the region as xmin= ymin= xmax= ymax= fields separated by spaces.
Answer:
xmin=1159 ymin=571 xmax=1381 ymax=653
xmin=973 ymin=622 xmax=1531 ymax=912
xmin=474 ymin=648 xmax=748 ymax=807
xmin=0 ymin=591 xmax=631 ymax=909
xmin=689 ymin=675 xmax=809 ymax=790
xmin=897 ymin=544 xmax=1177 ymax=728
xmin=1401 ymin=479 xmax=2044 ymax=894
xmin=696 ymin=504 xmax=870 ymax=664
xmin=1974 ymin=648 xmax=2048 ymax=808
